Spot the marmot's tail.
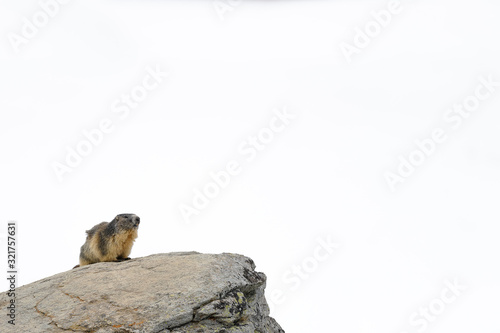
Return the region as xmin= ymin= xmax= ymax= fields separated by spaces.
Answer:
xmin=73 ymin=265 xmax=80 ymax=269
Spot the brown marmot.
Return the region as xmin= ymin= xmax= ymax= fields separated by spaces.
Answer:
xmin=74 ymin=214 xmax=140 ymax=268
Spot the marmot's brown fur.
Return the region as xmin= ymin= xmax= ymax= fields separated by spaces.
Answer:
xmin=74 ymin=214 xmax=140 ymax=268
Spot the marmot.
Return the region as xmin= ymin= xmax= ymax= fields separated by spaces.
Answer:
xmin=74 ymin=214 xmax=140 ymax=268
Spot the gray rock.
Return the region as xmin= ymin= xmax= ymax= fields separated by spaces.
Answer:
xmin=0 ymin=252 xmax=285 ymax=333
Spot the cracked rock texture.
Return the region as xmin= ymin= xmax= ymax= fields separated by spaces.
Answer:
xmin=0 ymin=252 xmax=285 ymax=333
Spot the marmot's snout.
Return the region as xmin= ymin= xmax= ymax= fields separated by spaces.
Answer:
xmin=133 ymin=215 xmax=140 ymax=227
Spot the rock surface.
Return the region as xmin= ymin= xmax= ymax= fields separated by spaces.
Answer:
xmin=0 ymin=252 xmax=285 ymax=333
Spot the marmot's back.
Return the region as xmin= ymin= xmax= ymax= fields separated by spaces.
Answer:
xmin=78 ymin=214 xmax=140 ymax=267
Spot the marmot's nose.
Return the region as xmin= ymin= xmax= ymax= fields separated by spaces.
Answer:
xmin=134 ymin=216 xmax=140 ymax=225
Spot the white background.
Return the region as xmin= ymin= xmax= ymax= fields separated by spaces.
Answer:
xmin=1 ymin=0 xmax=500 ymax=332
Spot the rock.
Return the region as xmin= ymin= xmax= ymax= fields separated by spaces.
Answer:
xmin=0 ymin=252 xmax=285 ymax=333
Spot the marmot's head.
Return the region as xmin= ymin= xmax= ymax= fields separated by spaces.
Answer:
xmin=112 ymin=214 xmax=140 ymax=233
